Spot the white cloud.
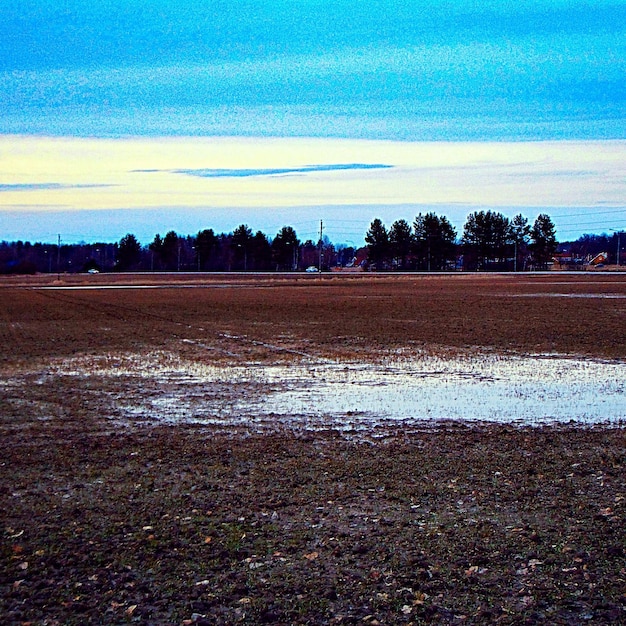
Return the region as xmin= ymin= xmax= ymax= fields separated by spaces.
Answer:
xmin=1 ymin=136 xmax=624 ymax=214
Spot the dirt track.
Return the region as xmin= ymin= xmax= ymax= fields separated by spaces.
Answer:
xmin=1 ymin=273 xmax=625 ymax=624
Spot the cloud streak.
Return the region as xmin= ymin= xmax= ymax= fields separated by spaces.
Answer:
xmin=0 ymin=183 xmax=115 ymax=192
xmin=167 ymin=164 xmax=393 ymax=178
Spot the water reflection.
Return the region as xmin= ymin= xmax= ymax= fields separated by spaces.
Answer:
xmin=255 ymin=356 xmax=625 ymax=426
xmin=42 ymin=351 xmax=625 ymax=429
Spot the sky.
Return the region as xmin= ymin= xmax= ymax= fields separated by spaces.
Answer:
xmin=0 ymin=0 xmax=624 ymax=245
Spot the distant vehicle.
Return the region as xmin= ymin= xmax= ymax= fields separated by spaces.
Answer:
xmin=305 ymin=266 xmax=319 ymax=273
xmin=87 ymin=268 xmax=100 ymax=274
xmin=588 ymin=252 xmax=608 ymax=266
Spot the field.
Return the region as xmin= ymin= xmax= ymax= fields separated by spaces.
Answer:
xmin=1 ymin=273 xmax=625 ymax=624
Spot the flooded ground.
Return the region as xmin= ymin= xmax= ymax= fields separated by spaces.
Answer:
xmin=7 ymin=349 xmax=623 ymax=433
xmin=257 ymin=354 xmax=625 ymax=428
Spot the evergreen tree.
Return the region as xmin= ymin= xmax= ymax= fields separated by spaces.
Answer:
xmin=272 ymin=226 xmax=299 ymax=270
xmin=195 ymin=228 xmax=217 ymax=271
xmin=365 ymin=218 xmax=390 ymax=269
xmin=116 ymin=233 xmax=142 ymax=271
xmin=250 ymin=231 xmax=272 ymax=271
xmin=462 ymin=210 xmax=510 ymax=270
xmin=161 ymin=231 xmax=180 ymax=271
xmin=509 ymin=213 xmax=531 ymax=271
xmin=231 ymin=224 xmax=253 ymax=271
xmin=413 ymin=212 xmax=457 ymax=271
xmin=389 ymin=219 xmax=413 ymax=269
xmin=149 ymin=234 xmax=163 ymax=270
xmin=530 ymin=214 xmax=557 ymax=269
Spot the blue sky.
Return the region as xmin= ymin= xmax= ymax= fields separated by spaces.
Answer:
xmin=0 ymin=1 xmax=624 ymax=244
xmin=2 ymin=0 xmax=625 ymax=140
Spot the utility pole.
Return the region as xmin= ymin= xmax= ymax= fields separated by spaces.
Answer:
xmin=610 ymin=229 xmax=622 ymax=266
xmin=57 ymin=234 xmax=61 ymax=280
xmin=318 ymin=220 xmax=323 ymax=273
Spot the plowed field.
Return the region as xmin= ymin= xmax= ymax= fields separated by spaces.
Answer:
xmin=1 ymin=273 xmax=625 ymax=624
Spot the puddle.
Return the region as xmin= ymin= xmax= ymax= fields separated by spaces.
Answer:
xmin=32 ymin=351 xmax=626 ymax=430
xmin=258 ymin=357 xmax=625 ymax=426
xmin=507 ymin=293 xmax=626 ymax=299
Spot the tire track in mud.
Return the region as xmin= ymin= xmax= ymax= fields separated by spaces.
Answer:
xmin=32 ymin=287 xmax=330 ymax=362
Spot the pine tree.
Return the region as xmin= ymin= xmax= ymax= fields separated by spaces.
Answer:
xmin=530 ymin=214 xmax=557 ymax=269
xmin=365 ymin=219 xmax=390 ymax=269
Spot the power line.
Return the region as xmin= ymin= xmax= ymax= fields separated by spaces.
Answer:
xmin=558 ymin=227 xmax=626 ymax=236
xmin=547 ymin=208 xmax=626 ymax=219
xmin=555 ymin=218 xmax=626 ymax=227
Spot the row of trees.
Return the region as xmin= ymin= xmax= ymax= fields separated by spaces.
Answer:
xmin=561 ymin=233 xmax=623 ymax=263
xmin=0 ymin=226 xmax=345 ymax=274
xmin=4 ymin=210 xmax=606 ymax=275
xmin=120 ymin=226 xmax=337 ymax=272
xmin=365 ymin=211 xmax=557 ymax=271
xmin=366 ymin=213 xmax=457 ymax=271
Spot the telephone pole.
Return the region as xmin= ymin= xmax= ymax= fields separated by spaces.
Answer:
xmin=57 ymin=234 xmax=61 ymax=280
xmin=318 ymin=220 xmax=323 ymax=273
xmin=610 ymin=229 xmax=622 ymax=266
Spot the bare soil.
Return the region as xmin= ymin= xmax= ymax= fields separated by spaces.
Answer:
xmin=1 ymin=273 xmax=625 ymax=625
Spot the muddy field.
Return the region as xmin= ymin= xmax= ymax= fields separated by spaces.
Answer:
xmin=1 ymin=273 xmax=625 ymax=624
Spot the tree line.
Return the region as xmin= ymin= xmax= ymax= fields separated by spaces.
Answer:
xmin=0 ymin=225 xmax=347 ymax=274
xmin=365 ymin=211 xmax=557 ymax=271
xmin=3 ymin=209 xmax=614 ymax=274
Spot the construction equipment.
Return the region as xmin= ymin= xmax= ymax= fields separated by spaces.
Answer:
xmin=588 ymin=252 xmax=608 ymax=266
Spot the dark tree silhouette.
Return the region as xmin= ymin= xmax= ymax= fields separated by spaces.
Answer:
xmin=509 ymin=213 xmax=531 ymax=271
xmin=413 ymin=212 xmax=457 ymax=271
xmin=1 ymin=210 xmax=567 ymax=275
xmin=530 ymin=214 xmax=557 ymax=269
xmin=365 ymin=218 xmax=390 ymax=269
xmin=116 ymin=233 xmax=142 ymax=271
xmin=389 ymin=219 xmax=413 ymax=269
xmin=161 ymin=231 xmax=180 ymax=271
xmin=300 ymin=239 xmax=319 ymax=269
xmin=272 ymin=226 xmax=299 ymax=270
xmin=195 ymin=228 xmax=218 ymax=271
xmin=249 ymin=231 xmax=272 ymax=271
xmin=462 ymin=210 xmax=510 ymax=270
xmin=231 ymin=224 xmax=253 ymax=271
xmin=149 ymin=234 xmax=163 ymax=270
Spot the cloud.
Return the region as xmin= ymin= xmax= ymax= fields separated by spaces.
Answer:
xmin=166 ymin=164 xmax=393 ymax=178
xmin=9 ymin=32 xmax=621 ymax=105
xmin=0 ymin=183 xmax=115 ymax=192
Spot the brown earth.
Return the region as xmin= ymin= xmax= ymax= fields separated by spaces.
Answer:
xmin=1 ymin=273 xmax=625 ymax=625
xmin=1 ymin=272 xmax=625 ymax=363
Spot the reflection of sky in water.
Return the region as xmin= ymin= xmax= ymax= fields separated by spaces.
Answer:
xmin=51 ymin=352 xmax=626 ymax=428
xmin=256 ymin=358 xmax=625 ymax=425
